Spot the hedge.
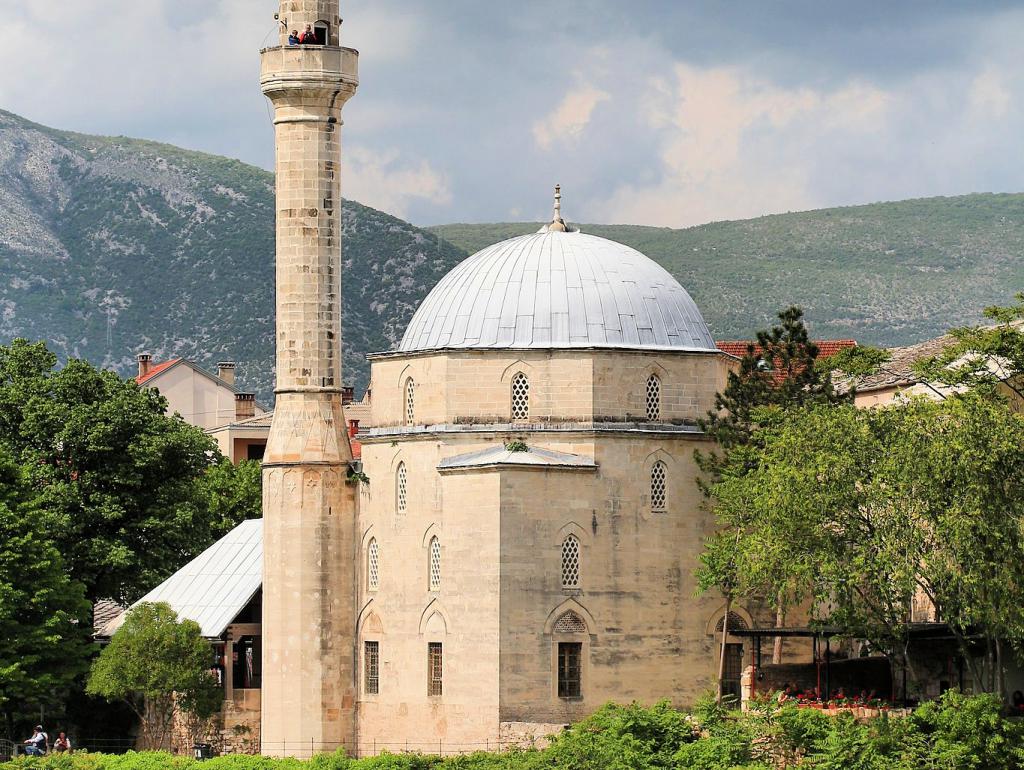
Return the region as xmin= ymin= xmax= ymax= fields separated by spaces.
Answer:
xmin=4 ymin=691 xmax=1023 ymax=770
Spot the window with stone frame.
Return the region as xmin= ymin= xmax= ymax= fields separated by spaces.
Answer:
xmin=511 ymin=372 xmax=530 ymax=421
xmin=561 ymin=535 xmax=581 ymax=589
xmin=396 ymin=462 xmax=408 ymax=514
xmin=645 ymin=374 xmax=662 ymax=422
xmin=558 ymin=642 xmax=583 ymax=698
xmin=428 ymin=536 xmax=442 ymax=590
xmin=404 ymin=378 xmax=415 ymax=425
xmin=427 ymin=642 xmax=443 ymax=696
xmin=364 ymin=641 xmax=379 ymax=695
xmin=651 ymin=461 xmax=668 ymax=512
xmin=367 ymin=538 xmax=380 ymax=591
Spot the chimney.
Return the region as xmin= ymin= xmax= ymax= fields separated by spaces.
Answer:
xmin=218 ymin=362 xmax=237 ymax=386
xmin=347 ymin=419 xmax=360 ymax=439
xmin=342 ymin=386 xmax=354 ymax=405
xmin=137 ymin=353 xmax=153 ymax=378
xmin=235 ymin=393 xmax=256 ymax=421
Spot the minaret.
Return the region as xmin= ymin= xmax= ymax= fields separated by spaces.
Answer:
xmin=259 ymin=2 xmax=358 ymax=758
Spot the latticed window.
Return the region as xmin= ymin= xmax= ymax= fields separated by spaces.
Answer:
xmin=553 ymin=610 xmax=587 ymax=634
xmin=716 ymin=611 xmax=749 ymax=634
xmin=511 ymin=372 xmax=530 ymax=421
xmin=367 ymin=538 xmax=380 ymax=591
xmin=404 ymin=379 xmax=415 ymax=425
xmin=364 ymin=641 xmax=379 ymax=695
xmin=429 ymin=536 xmax=442 ymax=590
xmin=561 ymin=536 xmax=580 ymax=589
xmin=427 ymin=642 xmax=443 ymax=696
xmin=651 ymin=461 xmax=668 ymax=512
xmin=396 ymin=462 xmax=408 ymax=514
xmin=558 ymin=642 xmax=582 ymax=698
xmin=645 ymin=374 xmax=661 ymax=421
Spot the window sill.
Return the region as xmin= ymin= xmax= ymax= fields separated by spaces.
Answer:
xmin=558 ymin=696 xmax=584 ymax=702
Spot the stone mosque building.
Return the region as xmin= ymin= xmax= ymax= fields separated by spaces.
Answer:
xmin=112 ymin=0 xmax=756 ymax=758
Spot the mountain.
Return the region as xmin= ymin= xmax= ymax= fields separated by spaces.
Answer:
xmin=433 ymin=195 xmax=1024 ymax=348
xmin=0 ymin=109 xmax=466 ymax=400
xmin=4 ymin=107 xmax=1024 ymax=405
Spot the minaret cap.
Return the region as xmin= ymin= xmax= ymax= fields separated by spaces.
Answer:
xmin=541 ymin=184 xmax=572 ymax=233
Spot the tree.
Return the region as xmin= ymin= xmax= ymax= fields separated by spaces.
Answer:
xmin=699 ymin=392 xmax=1024 ymax=699
xmin=196 ymin=459 xmax=263 ymax=539
xmin=87 ymin=602 xmax=221 ymax=750
xmin=698 ymin=306 xmax=851 ymax=472
xmin=0 ymin=339 xmax=231 ymax=603
xmin=0 ymin=446 xmax=92 ymax=737
xmin=914 ymin=292 xmax=1024 ymax=402
xmin=697 ymin=307 xmax=852 ymax=689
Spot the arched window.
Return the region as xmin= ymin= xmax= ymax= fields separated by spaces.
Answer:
xmin=396 ymin=462 xmax=408 ymax=514
xmin=511 ymin=372 xmax=530 ymax=422
xmin=645 ymin=374 xmax=661 ymax=422
xmin=404 ymin=379 xmax=415 ymax=425
xmin=561 ymin=535 xmax=580 ymax=589
xmin=367 ymin=538 xmax=380 ymax=591
xmin=651 ymin=461 xmax=667 ymax=512
xmin=428 ymin=536 xmax=442 ymax=591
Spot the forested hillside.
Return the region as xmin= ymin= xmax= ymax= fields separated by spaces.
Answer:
xmin=433 ymin=194 xmax=1024 ymax=347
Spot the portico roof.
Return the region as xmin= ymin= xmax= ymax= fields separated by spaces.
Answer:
xmin=438 ymin=444 xmax=597 ymax=472
xmin=99 ymin=518 xmax=263 ymax=639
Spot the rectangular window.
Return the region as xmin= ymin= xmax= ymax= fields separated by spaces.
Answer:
xmin=427 ymin=642 xmax=443 ymax=697
xmin=364 ymin=641 xmax=379 ymax=695
xmin=558 ymin=642 xmax=582 ymax=698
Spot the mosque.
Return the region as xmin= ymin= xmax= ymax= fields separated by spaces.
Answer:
xmin=113 ymin=0 xmax=759 ymax=758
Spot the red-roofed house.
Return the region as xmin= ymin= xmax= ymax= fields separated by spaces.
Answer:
xmin=135 ymin=353 xmax=267 ymax=432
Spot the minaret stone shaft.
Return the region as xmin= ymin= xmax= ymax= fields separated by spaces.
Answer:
xmin=259 ymin=0 xmax=358 ymax=758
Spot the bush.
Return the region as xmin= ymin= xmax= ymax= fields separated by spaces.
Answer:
xmin=3 ymin=693 xmax=1022 ymax=770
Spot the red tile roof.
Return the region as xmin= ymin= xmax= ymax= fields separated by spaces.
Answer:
xmin=136 ymin=358 xmax=182 ymax=385
xmin=716 ymin=340 xmax=858 ymax=358
xmin=715 ymin=340 xmax=858 ymax=384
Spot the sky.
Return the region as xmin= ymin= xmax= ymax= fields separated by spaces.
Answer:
xmin=1 ymin=0 xmax=1024 ymax=228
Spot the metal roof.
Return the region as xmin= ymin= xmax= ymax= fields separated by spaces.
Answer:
xmin=399 ymin=230 xmax=717 ymax=353
xmin=101 ymin=518 xmax=262 ymax=639
xmin=438 ymin=444 xmax=597 ymax=471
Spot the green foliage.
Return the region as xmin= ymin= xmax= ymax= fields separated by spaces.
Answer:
xmin=3 ymin=695 xmax=1023 ymax=768
xmin=503 ymin=441 xmax=529 ymax=453
xmin=0 ymin=444 xmax=92 ymax=719
xmin=87 ymin=603 xmax=221 ymax=750
xmin=0 ymin=340 xmax=231 ymax=603
xmin=700 ymin=388 xmax=1024 ymax=690
xmin=196 ymin=460 xmax=262 ymax=537
xmin=910 ymin=690 xmax=1024 ymax=770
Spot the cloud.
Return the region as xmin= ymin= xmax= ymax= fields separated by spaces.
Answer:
xmin=588 ymin=63 xmax=896 ymax=226
xmin=532 ymin=86 xmax=611 ymax=151
xmin=345 ymin=147 xmax=452 ymax=219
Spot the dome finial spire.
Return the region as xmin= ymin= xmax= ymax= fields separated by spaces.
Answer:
xmin=547 ymin=183 xmax=568 ymax=232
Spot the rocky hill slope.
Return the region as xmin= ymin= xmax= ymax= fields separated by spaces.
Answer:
xmin=0 ymin=109 xmax=465 ymax=399
xmin=4 ymin=107 xmax=1024 ymax=404
xmin=434 ymin=194 xmax=1024 ymax=348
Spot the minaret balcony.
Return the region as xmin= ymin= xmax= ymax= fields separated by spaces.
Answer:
xmin=260 ymin=45 xmax=359 ymax=98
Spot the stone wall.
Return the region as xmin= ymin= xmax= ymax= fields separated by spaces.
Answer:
xmin=367 ymin=349 xmax=731 ymax=428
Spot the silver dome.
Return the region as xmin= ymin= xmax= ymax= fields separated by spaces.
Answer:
xmin=398 ymin=230 xmax=717 ymax=353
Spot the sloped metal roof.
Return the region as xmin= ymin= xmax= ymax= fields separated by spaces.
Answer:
xmin=438 ymin=444 xmax=597 ymax=471
xmin=399 ymin=230 xmax=717 ymax=353
xmin=101 ymin=518 xmax=262 ymax=639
